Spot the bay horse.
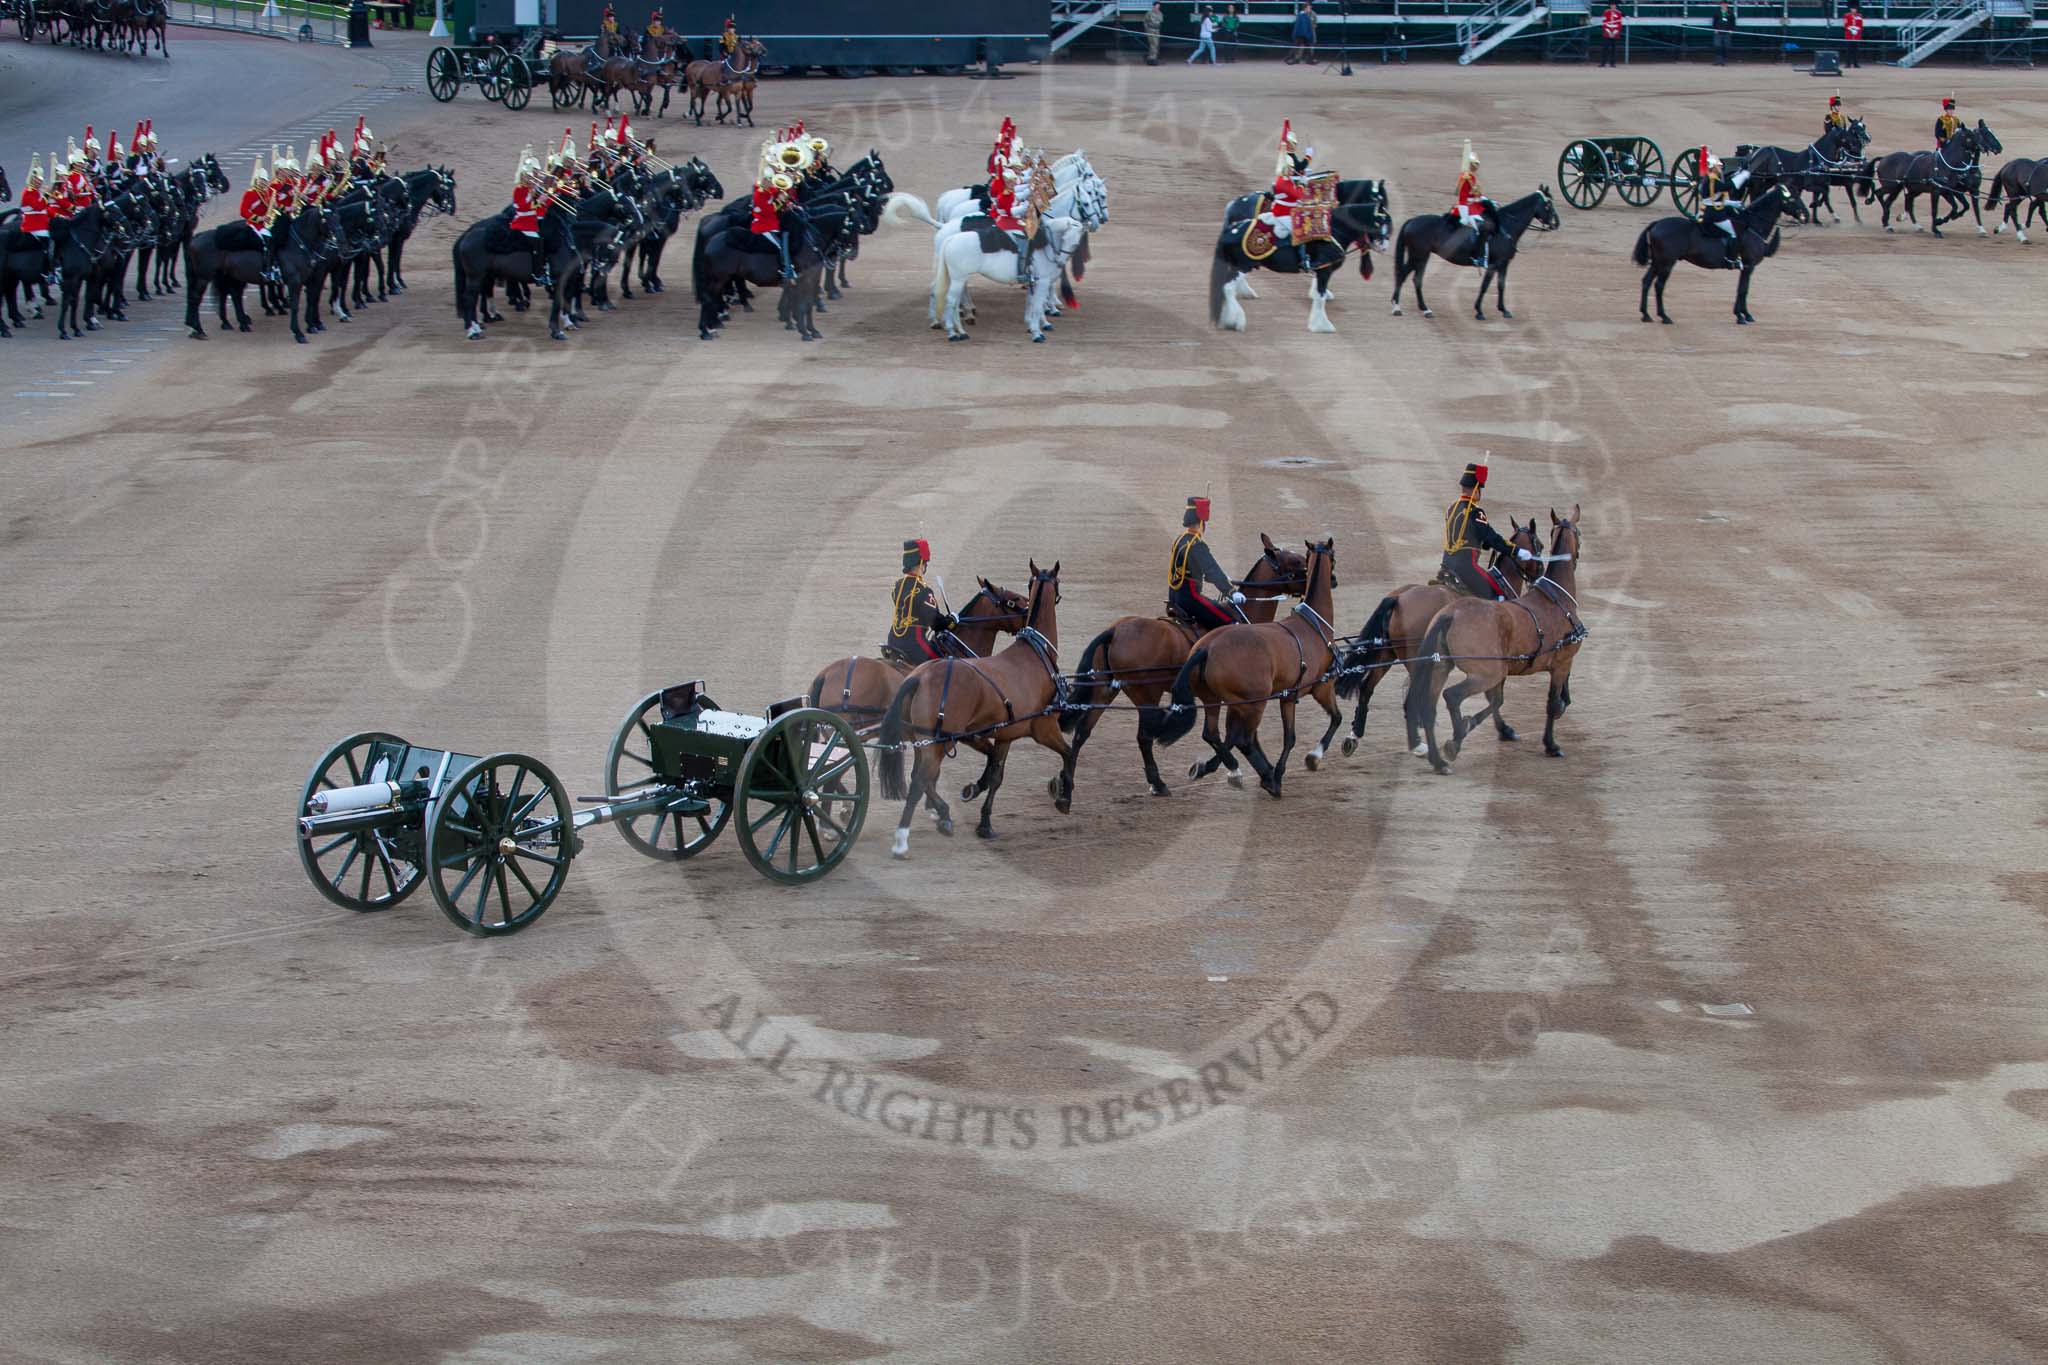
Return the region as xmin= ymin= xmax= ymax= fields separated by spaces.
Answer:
xmin=1984 ymin=155 xmax=2047 ymax=242
xmin=806 ymin=579 xmax=1031 ymax=734
xmin=876 ymin=562 xmax=1073 ymax=856
xmin=1633 ymin=182 xmax=1792 ymax=325
xmin=1141 ymin=540 xmax=1341 ymax=798
xmin=1390 ymin=187 xmax=1558 ymax=322
xmin=1407 ymin=508 xmax=1585 ymax=775
xmin=1332 ymin=524 xmax=1541 ymax=759
xmin=1207 ymin=178 xmax=1393 ymax=333
xmin=1868 ymin=121 xmax=2002 ymax=236
xmin=1057 ymin=537 xmax=1309 ymax=800
xmin=685 ymin=39 xmax=764 ymax=127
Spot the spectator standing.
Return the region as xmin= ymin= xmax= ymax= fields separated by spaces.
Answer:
xmin=1286 ymin=2 xmax=1316 ymax=63
xmin=1187 ymin=6 xmax=1219 ymax=63
xmin=1144 ymin=1 xmax=1163 ymax=63
xmin=1599 ymin=3 xmax=1622 ymax=65
xmin=1710 ymin=2 xmax=1735 ymax=65
xmin=1221 ymin=4 xmax=1239 ymax=60
xmin=1842 ymin=0 xmax=1863 ymax=66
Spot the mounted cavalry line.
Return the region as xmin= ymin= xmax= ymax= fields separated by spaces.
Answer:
xmin=882 ymin=118 xmax=1106 ymax=343
xmin=1210 ymin=119 xmax=1392 ymax=334
xmin=693 ymin=127 xmax=894 ymax=343
xmin=1391 ymin=142 xmax=1559 ymax=322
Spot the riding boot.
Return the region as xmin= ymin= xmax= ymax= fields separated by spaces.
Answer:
xmin=41 ymin=243 xmax=59 ymax=286
xmin=532 ymin=247 xmax=552 ymax=289
xmin=1723 ymin=238 xmax=1742 ymax=267
xmin=775 ymin=233 xmax=794 ymax=284
xmin=261 ymin=242 xmax=280 ymax=284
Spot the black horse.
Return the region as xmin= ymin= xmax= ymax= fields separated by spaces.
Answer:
xmin=50 ymin=202 xmax=132 ymax=338
xmin=1390 ymin=187 xmax=1559 ymax=322
xmin=454 ymin=204 xmax=580 ymax=342
xmin=1739 ymin=119 xmax=1869 ymax=225
xmin=1633 ymin=184 xmax=1794 ymax=325
xmin=694 ymin=203 xmax=827 ymax=341
xmin=1986 ymin=156 xmax=2048 ymax=241
xmin=1869 ymin=121 xmax=2002 ymax=237
xmin=186 ymin=205 xmax=332 ymax=343
xmin=387 ymin=166 xmax=458 ymax=294
xmin=1208 ymin=178 xmax=1393 ymax=333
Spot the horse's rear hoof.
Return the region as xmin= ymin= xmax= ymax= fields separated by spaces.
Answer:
xmin=187 ymin=328 xmax=205 ymax=340
xmin=936 ymin=818 xmax=954 ymax=837
xmin=1390 ymin=304 xmax=1402 ymax=316
xmin=1498 ymin=726 xmax=1519 ymax=742
xmin=294 ymin=335 xmax=307 ymax=344
xmin=1420 ymin=308 xmax=1434 ymax=319
xmin=1660 ymin=316 xmax=1673 ymax=325
xmin=1500 ymin=309 xmax=1513 ymax=320
xmin=975 ymin=825 xmax=997 ymax=840
xmin=1031 ymin=335 xmax=1045 ymax=343
xmin=1150 ymin=782 xmax=1171 ymax=797
xmin=1226 ymin=771 xmax=1245 ymax=790
xmin=1261 ymin=778 xmax=1283 ymax=798
xmin=1545 ymin=744 xmax=1565 ymax=758
xmin=1340 ymin=737 xmax=1358 ymax=757
xmin=1431 ymin=763 xmax=1453 ymax=776
xmin=1411 ymin=741 xmax=1430 ymax=758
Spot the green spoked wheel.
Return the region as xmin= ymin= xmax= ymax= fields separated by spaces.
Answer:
xmin=734 ymin=708 xmax=867 ymax=885
xmin=498 ymin=54 xmax=532 ymax=109
xmin=605 ymin=690 xmax=732 ymax=860
xmin=1614 ymin=139 xmax=1665 ymax=207
xmin=1557 ymin=139 xmax=1609 ymax=211
xmin=297 ymin=731 xmax=424 ymax=912
xmin=426 ymin=46 xmax=461 ymax=101
xmin=426 ymin=752 xmax=574 ymax=936
xmin=1671 ymin=147 xmax=1705 ymax=220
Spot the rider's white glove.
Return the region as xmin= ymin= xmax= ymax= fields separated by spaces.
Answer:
xmin=1732 ymin=169 xmax=1751 ymax=190
xmin=1516 ymin=549 xmax=1535 ymax=562
xmin=1229 ymin=591 xmax=1246 ymax=605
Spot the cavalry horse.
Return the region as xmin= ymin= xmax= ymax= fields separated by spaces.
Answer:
xmin=453 ymin=195 xmax=587 ymax=341
xmin=685 ymin=38 xmax=765 ymax=126
xmin=1633 ymin=182 xmax=1793 ymax=325
xmin=1058 ymin=537 xmax=1308 ymax=801
xmin=185 ymin=204 xmax=332 ymax=343
xmin=1738 ymin=118 xmax=1869 ymax=225
xmin=1407 ymin=508 xmax=1585 ymax=775
xmin=877 ymin=562 xmax=1073 ymax=856
xmin=1208 ymin=178 xmax=1393 ymax=333
xmin=1332 ymin=526 xmax=1541 ymax=759
xmin=1868 ymin=120 xmax=2002 ymax=236
xmin=806 ymin=580 xmax=1031 ymax=735
xmin=1986 ymin=156 xmax=2048 ymax=242
xmin=1390 ymin=187 xmax=1559 ymax=322
xmin=1142 ymin=540 xmax=1342 ymax=798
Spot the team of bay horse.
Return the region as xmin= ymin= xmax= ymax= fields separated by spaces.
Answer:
xmin=811 ymin=510 xmax=1591 ymax=858
xmin=13 ymin=0 xmax=169 ymax=57
xmin=546 ymin=31 xmax=768 ymax=126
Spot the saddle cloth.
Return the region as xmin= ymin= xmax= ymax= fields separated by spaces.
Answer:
xmin=216 ymin=222 xmax=264 ymax=253
xmin=1238 ymin=214 xmax=1278 ymax=261
xmin=960 ymin=214 xmax=1023 ymax=256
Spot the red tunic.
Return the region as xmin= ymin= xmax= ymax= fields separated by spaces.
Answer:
xmin=272 ymin=182 xmax=297 ymax=215
xmin=1843 ymin=11 xmax=1863 ymax=37
xmin=1455 ymin=170 xmax=1481 ymax=216
xmin=19 ymin=186 xmax=51 ymax=233
xmin=1601 ymin=6 xmax=1622 ymax=37
xmin=1271 ymin=171 xmax=1302 ymax=222
xmin=989 ymin=178 xmax=1021 ymax=232
xmin=238 ymin=188 xmax=269 ymax=230
xmin=750 ymin=183 xmax=782 ymax=234
xmin=511 ymin=183 xmax=540 ymax=233
xmin=63 ymin=171 xmax=96 ymax=208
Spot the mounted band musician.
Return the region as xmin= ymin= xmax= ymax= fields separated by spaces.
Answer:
xmin=1440 ymin=462 xmax=1533 ymax=599
xmin=1256 ymin=119 xmax=1313 ymax=246
xmin=1170 ymin=495 xmax=1248 ymax=629
xmin=885 ymin=538 xmax=960 ymax=664
xmin=15 ymin=155 xmax=58 ymax=285
xmin=237 ymin=154 xmax=280 ymax=282
xmin=510 ymin=146 xmax=551 ymax=288
xmin=1448 ymin=139 xmax=1497 ymax=269
xmin=751 ymin=138 xmax=802 ymax=282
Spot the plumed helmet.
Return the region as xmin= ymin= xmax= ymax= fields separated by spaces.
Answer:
xmin=66 ymin=138 xmax=85 ymax=168
xmin=250 ymin=157 xmax=268 ymax=187
xmin=902 ymin=538 xmax=931 ymax=570
xmin=1183 ymin=495 xmax=1210 ymax=528
xmin=132 ymin=122 xmax=146 ymax=155
xmin=84 ymin=125 xmax=100 ymax=154
xmin=26 ymin=153 xmax=43 ymax=184
xmin=1460 ymin=462 xmax=1488 ymax=490
xmin=108 ymin=130 xmax=124 ymax=160
xmin=1278 ymin=118 xmax=1297 ymax=152
xmin=1462 ymin=139 xmax=1478 ymax=171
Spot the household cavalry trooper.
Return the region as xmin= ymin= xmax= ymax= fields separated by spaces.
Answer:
xmin=1258 ymin=119 xmax=1311 ymax=244
xmin=1449 ymin=139 xmax=1497 ymax=269
xmin=1935 ymin=94 xmax=1961 ymax=149
xmin=884 ymin=538 xmax=959 ymax=665
xmin=510 ymin=146 xmax=550 ymax=287
xmin=60 ymin=139 xmax=97 ymax=212
xmin=1695 ymin=147 xmax=1746 ymax=267
xmin=17 ymin=155 xmax=57 ymax=284
xmin=1440 ymin=463 xmax=1532 ymax=600
xmin=349 ymin=117 xmax=377 ymax=178
xmin=82 ymin=124 xmax=102 ymax=172
xmin=987 ymin=115 xmax=1015 ymax=185
xmin=239 ymin=155 xmax=282 ymax=283
xmin=1169 ymin=496 xmax=1246 ymax=630
xmin=752 ymin=140 xmax=802 ymax=283
xmin=269 ymin=144 xmax=301 ymax=219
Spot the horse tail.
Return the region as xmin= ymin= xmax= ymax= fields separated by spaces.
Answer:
xmin=1358 ymin=247 xmax=1374 ymax=282
xmin=1208 ymin=246 xmax=1233 ymax=327
xmin=690 ymin=220 xmax=713 ymax=302
xmin=1061 ymin=628 xmax=1116 ymax=734
xmin=1058 ymin=269 xmax=1077 ymax=308
xmin=1630 ymin=225 xmax=1652 ymax=268
xmin=1404 ymin=613 xmax=1456 ymax=740
xmin=451 ymin=237 xmax=466 ymax=318
xmin=1143 ymin=648 xmax=1207 ymax=748
xmin=1983 ymin=169 xmax=2005 ymax=207
xmin=881 ymin=191 xmax=942 ymax=230
xmin=1335 ymin=595 xmax=1400 ymax=701
xmin=875 ymin=674 xmax=920 ymax=800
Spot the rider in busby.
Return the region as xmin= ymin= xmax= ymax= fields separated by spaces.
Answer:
xmin=1169 ymin=497 xmax=1246 ymax=629
xmin=885 ymin=539 xmax=959 ymax=664
xmin=1823 ymin=91 xmax=1848 ymax=135
xmin=1935 ymin=95 xmax=1961 ymax=148
xmin=1440 ymin=463 xmax=1531 ymax=600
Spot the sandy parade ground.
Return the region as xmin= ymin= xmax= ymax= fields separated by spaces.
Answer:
xmin=2 ymin=27 xmax=2047 ymax=1362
